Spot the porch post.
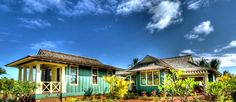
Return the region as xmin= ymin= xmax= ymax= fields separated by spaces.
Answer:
xmin=204 ymin=73 xmax=208 ymax=85
xmin=23 ymin=67 xmax=27 ymax=81
xmin=52 ymin=68 xmax=57 ymax=81
xmin=18 ymin=67 xmax=22 ymax=81
xmin=35 ymin=64 xmax=42 ymax=94
xmin=29 ymin=66 xmax=33 ymax=81
xmin=61 ymin=66 xmax=66 ymax=93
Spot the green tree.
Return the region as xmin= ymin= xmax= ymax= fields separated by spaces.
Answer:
xmin=197 ymin=58 xmax=209 ymax=67
xmin=0 ymin=67 xmax=6 ymax=75
xmin=128 ymin=58 xmax=139 ymax=67
xmin=209 ymin=59 xmax=221 ymax=70
xmin=0 ymin=77 xmax=15 ymax=101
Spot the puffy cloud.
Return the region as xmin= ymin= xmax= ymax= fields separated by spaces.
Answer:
xmin=146 ymin=1 xmax=182 ymax=32
xmin=180 ymin=49 xmax=236 ymax=67
xmin=214 ymin=40 xmax=236 ymax=53
xmin=0 ymin=4 xmax=11 ymax=12
xmin=185 ymin=21 xmax=214 ymax=40
xmin=181 ymin=49 xmax=196 ymax=55
xmin=18 ymin=18 xmax=51 ymax=29
xmin=116 ymin=0 xmax=157 ymax=15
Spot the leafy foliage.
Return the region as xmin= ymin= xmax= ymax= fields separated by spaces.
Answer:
xmin=128 ymin=58 xmax=139 ymax=67
xmin=0 ymin=67 xmax=6 ymax=75
xmin=103 ymin=75 xmax=132 ymax=99
xmin=0 ymin=77 xmax=37 ymax=102
xmin=158 ymin=69 xmax=199 ymax=102
xmin=206 ymin=73 xmax=236 ymax=101
xmin=197 ymin=58 xmax=221 ymax=70
xmin=209 ymin=59 xmax=221 ymax=70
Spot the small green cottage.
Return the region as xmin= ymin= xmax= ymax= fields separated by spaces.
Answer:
xmin=117 ymin=55 xmax=220 ymax=94
xmin=6 ymin=49 xmax=123 ymax=102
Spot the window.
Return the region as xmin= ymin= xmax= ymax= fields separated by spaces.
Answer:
xmin=107 ymin=70 xmax=113 ymax=76
xmin=141 ymin=72 xmax=146 ymax=85
xmin=92 ymin=69 xmax=98 ymax=84
xmin=140 ymin=71 xmax=160 ymax=86
xmin=147 ymin=72 xmax=152 ymax=85
xmin=70 ymin=66 xmax=78 ymax=84
xmin=153 ymin=71 xmax=159 ymax=85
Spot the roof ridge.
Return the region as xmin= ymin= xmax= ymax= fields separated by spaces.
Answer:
xmin=161 ymin=54 xmax=192 ymax=60
xmin=38 ymin=49 xmax=101 ymax=63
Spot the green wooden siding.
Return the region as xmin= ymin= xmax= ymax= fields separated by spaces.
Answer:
xmin=136 ymin=70 xmax=165 ymax=94
xmin=65 ymin=65 xmax=110 ymax=97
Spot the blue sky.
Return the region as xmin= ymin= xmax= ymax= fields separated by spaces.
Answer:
xmin=0 ymin=0 xmax=236 ymax=79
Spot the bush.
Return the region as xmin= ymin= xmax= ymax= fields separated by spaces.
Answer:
xmin=206 ymin=73 xmax=236 ymax=101
xmin=103 ymin=75 xmax=132 ymax=99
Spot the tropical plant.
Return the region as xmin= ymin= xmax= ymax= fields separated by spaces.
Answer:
xmin=209 ymin=59 xmax=221 ymax=70
xmin=14 ymin=81 xmax=37 ymax=102
xmin=0 ymin=77 xmax=16 ymax=102
xmin=206 ymin=73 xmax=236 ymax=101
xmin=128 ymin=58 xmax=139 ymax=67
xmin=197 ymin=58 xmax=209 ymax=67
xmin=103 ymin=75 xmax=132 ymax=99
xmin=0 ymin=67 xmax=6 ymax=75
xmin=158 ymin=69 xmax=199 ymax=102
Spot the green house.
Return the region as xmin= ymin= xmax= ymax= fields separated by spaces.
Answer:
xmin=117 ymin=55 xmax=220 ymax=94
xmin=6 ymin=49 xmax=123 ymax=102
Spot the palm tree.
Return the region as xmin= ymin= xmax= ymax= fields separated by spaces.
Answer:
xmin=209 ymin=59 xmax=221 ymax=70
xmin=0 ymin=67 xmax=6 ymax=75
xmin=197 ymin=58 xmax=209 ymax=67
xmin=129 ymin=58 xmax=139 ymax=67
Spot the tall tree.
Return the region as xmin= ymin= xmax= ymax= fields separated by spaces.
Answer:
xmin=0 ymin=67 xmax=6 ymax=75
xmin=197 ymin=58 xmax=209 ymax=67
xmin=129 ymin=58 xmax=139 ymax=67
xmin=210 ymin=59 xmax=221 ymax=70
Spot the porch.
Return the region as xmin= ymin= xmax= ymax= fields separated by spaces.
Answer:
xmin=17 ymin=61 xmax=67 ymax=94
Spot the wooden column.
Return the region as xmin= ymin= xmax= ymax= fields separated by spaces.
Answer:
xmin=18 ymin=67 xmax=22 ymax=81
xmin=35 ymin=64 xmax=42 ymax=94
xmin=23 ymin=67 xmax=27 ymax=81
xmin=29 ymin=66 xmax=33 ymax=81
xmin=52 ymin=68 xmax=57 ymax=81
xmin=204 ymin=73 xmax=208 ymax=86
xmin=61 ymin=66 xmax=66 ymax=93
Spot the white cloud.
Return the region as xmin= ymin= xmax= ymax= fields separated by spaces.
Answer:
xmin=116 ymin=0 xmax=157 ymax=15
xmin=180 ymin=49 xmax=236 ymax=67
xmin=214 ymin=40 xmax=236 ymax=53
xmin=18 ymin=18 xmax=51 ymax=29
xmin=181 ymin=49 xmax=196 ymax=55
xmin=186 ymin=0 xmax=210 ymax=10
xmin=185 ymin=21 xmax=214 ymax=40
xmin=30 ymin=41 xmax=73 ymax=50
xmin=31 ymin=41 xmax=56 ymax=50
xmin=146 ymin=1 xmax=182 ymax=32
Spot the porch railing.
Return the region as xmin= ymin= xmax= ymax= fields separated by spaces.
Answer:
xmin=40 ymin=82 xmax=61 ymax=93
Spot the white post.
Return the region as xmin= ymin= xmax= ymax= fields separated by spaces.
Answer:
xmin=35 ymin=64 xmax=42 ymax=94
xmin=29 ymin=66 xmax=33 ymax=81
xmin=18 ymin=67 xmax=22 ymax=81
xmin=61 ymin=66 xmax=66 ymax=93
xmin=23 ymin=67 xmax=27 ymax=81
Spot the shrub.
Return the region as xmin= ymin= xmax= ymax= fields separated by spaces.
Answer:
xmin=103 ymin=75 xmax=132 ymax=99
xmin=158 ymin=69 xmax=199 ymax=102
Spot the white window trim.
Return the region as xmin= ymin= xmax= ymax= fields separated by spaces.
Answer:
xmin=70 ymin=65 xmax=79 ymax=86
xmin=140 ymin=70 xmax=161 ymax=86
xmin=92 ymin=68 xmax=99 ymax=85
